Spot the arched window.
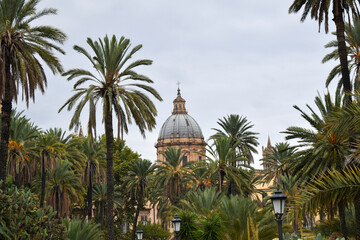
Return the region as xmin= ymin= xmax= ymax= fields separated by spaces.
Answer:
xmin=179 ymin=104 xmax=182 ymax=110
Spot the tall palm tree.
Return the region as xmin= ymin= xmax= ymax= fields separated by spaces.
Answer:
xmin=59 ymin=35 xmax=162 ymax=239
xmin=46 ymin=159 xmax=84 ymax=218
xmin=211 ymin=114 xmax=259 ymax=164
xmin=81 ymin=137 xmax=105 ymax=220
xmin=0 ymin=0 xmax=66 ymax=183
xmin=289 ymin=0 xmax=360 ymax=102
xmin=124 ymin=158 xmax=156 ymax=240
xmin=284 ymin=91 xmax=350 ymax=238
xmin=322 ymin=17 xmax=360 ymax=92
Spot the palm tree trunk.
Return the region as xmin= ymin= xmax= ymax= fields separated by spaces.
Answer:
xmin=132 ymin=184 xmax=144 ymax=240
xmin=0 ymin=60 xmax=12 ymax=185
xmin=87 ymin=164 xmax=93 ymax=219
xmin=14 ymin=157 xmax=20 ymax=187
xmin=40 ymin=151 xmax=46 ymax=208
xmin=55 ymin=186 xmax=59 ymax=218
xmin=105 ymin=98 xmax=114 ymax=240
xmin=219 ymin=169 xmax=223 ymax=192
xmin=100 ymin=200 xmax=104 ymax=224
xmin=354 ymin=193 xmax=360 ymax=240
xmin=333 ymin=0 xmax=352 ymax=101
xmin=338 ymin=200 xmax=347 ymax=239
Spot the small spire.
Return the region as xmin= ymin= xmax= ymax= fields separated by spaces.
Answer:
xmin=79 ymin=125 xmax=84 ymax=137
xmin=267 ymin=136 xmax=271 ymax=148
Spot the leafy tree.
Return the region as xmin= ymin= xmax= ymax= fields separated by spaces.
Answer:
xmin=132 ymin=223 xmax=170 ymax=240
xmin=0 ymin=0 xmax=66 ymax=183
xmin=113 ymin=139 xmax=140 ymax=185
xmin=60 ymin=35 xmax=162 ymax=239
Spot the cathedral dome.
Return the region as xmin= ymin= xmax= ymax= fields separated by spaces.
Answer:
xmin=157 ymin=88 xmax=204 ymax=141
xmin=156 ymin=87 xmax=206 ymax=163
xmin=158 ymin=114 xmax=204 ymax=140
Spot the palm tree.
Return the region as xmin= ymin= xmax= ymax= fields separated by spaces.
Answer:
xmin=36 ymin=130 xmax=66 ymax=208
xmin=47 ymin=128 xmax=83 ymax=171
xmin=92 ymin=182 xmax=123 ymax=225
xmin=220 ymin=195 xmax=260 ymax=240
xmin=176 ymin=188 xmax=224 ymax=240
xmin=289 ymin=0 xmax=360 ymax=102
xmin=283 ymin=91 xmax=350 ymax=238
xmin=294 ymin=166 xmax=360 ymax=240
xmin=154 ymin=148 xmax=192 ymax=206
xmin=211 ymin=114 xmax=259 ymax=164
xmin=261 ymin=142 xmax=296 ymax=188
xmin=124 ymin=158 xmax=156 ymax=240
xmin=46 ymin=159 xmax=84 ymax=218
xmin=0 ymin=0 xmax=66 ymax=183
xmin=205 ymin=136 xmax=252 ymax=195
xmin=64 ymin=218 xmax=104 ymax=240
xmin=59 ymin=35 xmax=162 ymax=239
xmin=7 ymin=110 xmax=38 ymax=187
xmin=322 ymin=17 xmax=360 ymax=92
xmin=81 ymin=137 xmax=105 ymax=220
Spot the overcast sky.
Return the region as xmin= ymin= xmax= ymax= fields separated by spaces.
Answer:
xmin=17 ymin=0 xmax=339 ymax=168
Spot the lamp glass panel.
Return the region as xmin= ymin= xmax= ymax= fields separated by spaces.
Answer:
xmin=173 ymin=221 xmax=180 ymax=232
xmin=137 ymin=232 xmax=143 ymax=240
xmin=272 ymin=198 xmax=281 ymax=214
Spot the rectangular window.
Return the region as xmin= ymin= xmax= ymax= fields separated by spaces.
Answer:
xmin=182 ymin=156 xmax=187 ymax=165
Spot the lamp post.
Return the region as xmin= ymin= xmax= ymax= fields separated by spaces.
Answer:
xmin=136 ymin=229 xmax=143 ymax=240
xmin=172 ymin=216 xmax=181 ymax=240
xmin=270 ymin=189 xmax=287 ymax=240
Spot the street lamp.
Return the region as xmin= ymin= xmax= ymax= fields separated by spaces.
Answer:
xmin=172 ymin=216 xmax=181 ymax=240
xmin=136 ymin=229 xmax=143 ymax=240
xmin=270 ymin=189 xmax=287 ymax=240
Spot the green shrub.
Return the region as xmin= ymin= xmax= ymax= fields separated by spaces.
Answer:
xmin=138 ymin=223 xmax=170 ymax=240
xmin=0 ymin=184 xmax=66 ymax=239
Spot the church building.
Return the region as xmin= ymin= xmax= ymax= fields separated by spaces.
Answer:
xmin=155 ymin=88 xmax=206 ymax=163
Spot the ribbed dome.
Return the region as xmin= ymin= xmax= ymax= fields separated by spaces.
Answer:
xmin=158 ymin=114 xmax=204 ymax=140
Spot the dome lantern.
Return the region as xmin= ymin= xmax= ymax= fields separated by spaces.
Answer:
xmin=173 ymin=88 xmax=187 ymax=114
